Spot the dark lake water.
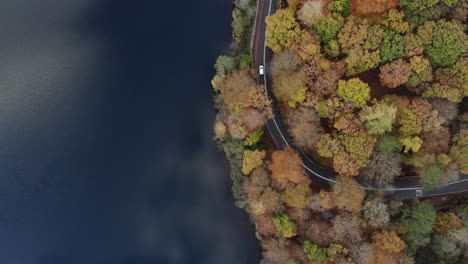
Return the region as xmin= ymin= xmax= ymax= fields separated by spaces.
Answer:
xmin=0 ymin=0 xmax=260 ymax=263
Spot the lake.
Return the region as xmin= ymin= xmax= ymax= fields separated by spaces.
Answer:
xmin=0 ymin=0 xmax=260 ymax=263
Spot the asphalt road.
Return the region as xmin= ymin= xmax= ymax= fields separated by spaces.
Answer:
xmin=253 ymin=0 xmax=468 ymax=199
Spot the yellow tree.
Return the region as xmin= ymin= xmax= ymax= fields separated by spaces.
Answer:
xmin=266 ymin=9 xmax=301 ymax=53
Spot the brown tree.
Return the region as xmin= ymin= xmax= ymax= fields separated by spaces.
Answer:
xmin=284 ymin=106 xmax=324 ymax=152
xmin=333 ymin=176 xmax=365 ymax=214
xmin=419 ymin=128 xmax=451 ymax=155
xmin=332 ymin=213 xmax=363 ymax=247
xmin=270 ymin=147 xmax=307 ymax=185
xmin=430 ymin=98 xmax=459 ymax=124
xmin=379 ymin=59 xmax=412 ymax=89
xmin=220 ymin=70 xmax=256 ymax=109
xmin=305 ymin=215 xmax=334 ymax=247
xmin=360 ymin=152 xmax=401 ymax=188
xmin=350 ymin=0 xmax=398 ymax=17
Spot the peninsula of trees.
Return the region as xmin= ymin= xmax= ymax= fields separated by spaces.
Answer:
xmin=212 ymin=0 xmax=468 ymax=263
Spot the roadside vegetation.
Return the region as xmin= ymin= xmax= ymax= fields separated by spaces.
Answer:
xmin=212 ymin=0 xmax=468 ymax=263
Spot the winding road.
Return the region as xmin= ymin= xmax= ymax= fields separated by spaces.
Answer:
xmin=252 ymin=0 xmax=468 ymax=199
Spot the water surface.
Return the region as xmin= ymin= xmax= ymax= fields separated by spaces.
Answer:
xmin=0 ymin=0 xmax=260 ymax=263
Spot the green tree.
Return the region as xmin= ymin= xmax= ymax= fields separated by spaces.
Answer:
xmin=400 ymin=201 xmax=437 ymax=254
xmin=426 ymin=20 xmax=467 ymax=67
xmin=421 ymin=163 xmax=442 ymax=189
xmin=328 ymin=0 xmax=350 ymax=15
xmin=380 ymin=30 xmax=405 ymax=63
xmin=337 ymin=78 xmax=370 ymax=108
xmin=273 ymin=213 xmax=296 ymax=238
xmin=215 ymin=55 xmax=236 ymax=75
xmin=266 ymin=9 xmax=301 ymax=52
xmin=313 ymin=13 xmax=345 ymax=44
xmin=376 ymin=134 xmax=400 ymax=154
xmin=400 ymin=0 xmax=440 ymax=13
xmin=360 ymin=101 xmax=397 ymax=135
xmin=442 ymin=0 xmax=459 ymax=7
xmin=303 ymin=240 xmax=328 ymax=261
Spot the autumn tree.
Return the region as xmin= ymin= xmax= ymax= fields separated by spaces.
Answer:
xmin=360 ymin=101 xmax=397 ymax=135
xmin=333 ymin=176 xmax=365 ymax=214
xmin=338 ymin=15 xmax=369 ymax=53
xmin=332 ymin=213 xmax=363 ymax=246
xmin=422 ymin=83 xmax=464 ymax=103
xmin=419 ymin=128 xmax=451 ymax=155
xmin=242 ymin=150 xmax=266 ymax=175
xmin=270 ymin=147 xmax=307 ymax=185
xmin=362 ymin=199 xmax=390 ymax=229
xmin=220 ymin=70 xmax=256 ymax=109
xmin=262 ymin=238 xmax=291 ymax=263
xmin=271 ymin=53 xmax=308 ymax=104
xmin=373 ymin=230 xmax=406 ymax=254
xmin=350 ymin=0 xmax=398 ymax=17
xmin=379 ymin=59 xmax=412 ymax=89
xmin=450 ymin=129 xmax=468 ymax=174
xmin=273 ymin=213 xmax=297 ymax=238
xmin=284 ymin=107 xmax=324 ymax=152
xmin=337 ymin=78 xmax=371 ymax=108
xmin=297 ymin=0 xmax=325 ymax=27
xmin=434 ymin=212 xmax=464 ymax=235
xmin=383 ymin=9 xmax=409 ymax=34
xmin=361 ymin=152 xmax=401 ymax=188
xmin=266 ymin=9 xmax=301 ymax=52
xmin=281 ymin=179 xmax=313 ymax=208
xmin=339 ymin=130 xmax=376 ymax=168
xmin=345 ymin=47 xmax=381 ymax=76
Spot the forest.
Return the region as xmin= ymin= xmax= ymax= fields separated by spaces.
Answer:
xmin=212 ymin=0 xmax=468 ymax=263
